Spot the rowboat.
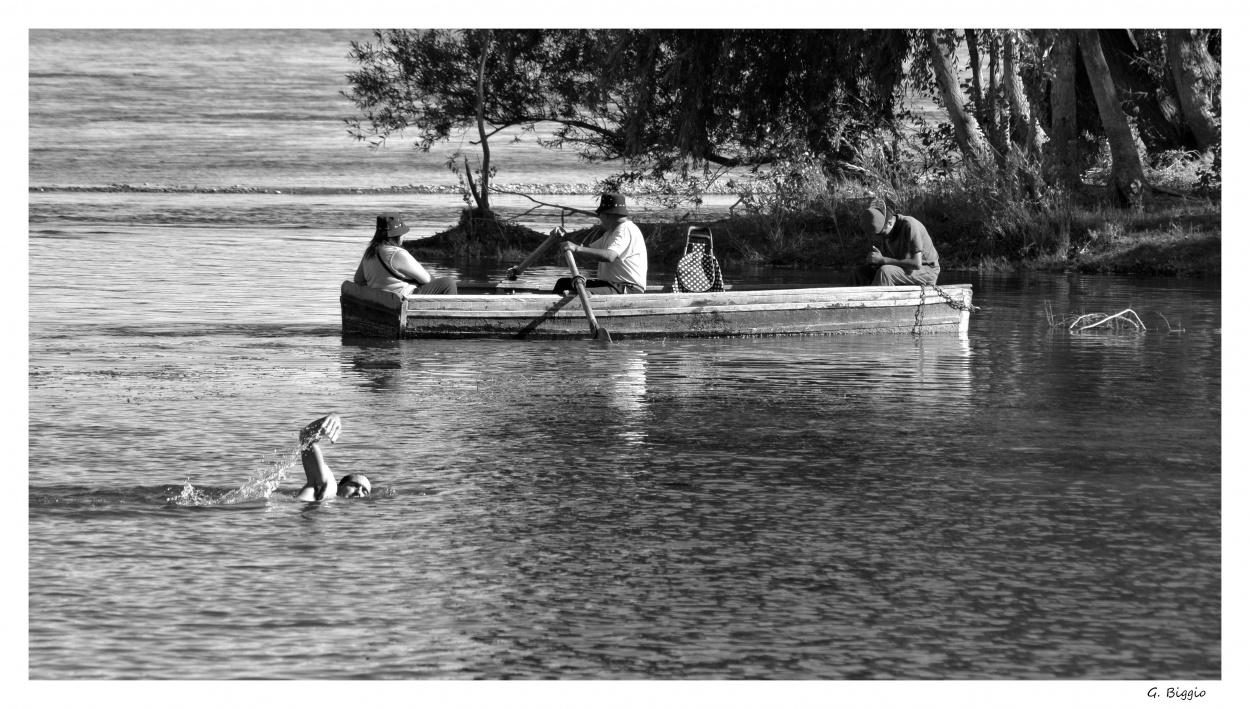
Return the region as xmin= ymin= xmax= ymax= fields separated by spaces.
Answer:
xmin=340 ymin=280 xmax=974 ymax=339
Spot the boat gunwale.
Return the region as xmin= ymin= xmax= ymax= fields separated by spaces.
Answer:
xmin=399 ymin=283 xmax=973 ymax=300
xmin=340 ymin=281 xmax=973 ymax=338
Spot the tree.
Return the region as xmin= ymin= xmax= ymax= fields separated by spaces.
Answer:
xmin=1096 ymin=30 xmax=1192 ymax=153
xmin=1045 ymin=30 xmax=1082 ymax=187
xmin=1167 ymin=29 xmax=1221 ymax=151
xmin=964 ymin=30 xmax=986 ymax=122
xmin=926 ymin=30 xmax=991 ymax=166
xmin=1003 ymin=31 xmax=1046 ymax=156
xmin=988 ymin=32 xmax=1004 ymax=152
xmin=597 ymin=29 xmax=911 ymax=174
xmin=1076 ymin=30 xmax=1150 ymax=206
xmin=343 ymin=29 xmax=612 ymax=219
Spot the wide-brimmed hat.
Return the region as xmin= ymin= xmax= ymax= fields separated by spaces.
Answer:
xmin=374 ymin=212 xmax=410 ymax=239
xmin=595 ymin=193 xmax=628 ymax=216
xmin=859 ymin=207 xmax=888 ymax=235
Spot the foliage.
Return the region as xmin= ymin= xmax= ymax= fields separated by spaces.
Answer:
xmin=594 ymin=30 xmax=911 ymax=174
xmin=343 ymin=27 xmax=1222 ymax=226
xmin=1194 ymin=145 xmax=1221 ymax=197
xmin=343 ymin=29 xmax=614 ymax=212
xmin=344 ymin=30 xmax=609 ymax=153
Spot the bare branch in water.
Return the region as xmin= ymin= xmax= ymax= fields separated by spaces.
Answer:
xmin=1071 ymin=309 xmax=1147 ymax=332
xmin=1045 ymin=303 xmax=1148 ymax=332
xmin=1156 ymin=312 xmax=1185 ymax=332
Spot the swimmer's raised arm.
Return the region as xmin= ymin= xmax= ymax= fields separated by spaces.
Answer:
xmin=300 ymin=414 xmax=341 ymax=446
xmin=297 ymin=414 xmax=340 ymax=501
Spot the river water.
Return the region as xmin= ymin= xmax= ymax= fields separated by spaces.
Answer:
xmin=27 ymin=29 xmax=1221 ymax=688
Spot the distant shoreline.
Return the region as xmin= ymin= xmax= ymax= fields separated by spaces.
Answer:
xmin=29 ymin=182 xmax=742 ymax=196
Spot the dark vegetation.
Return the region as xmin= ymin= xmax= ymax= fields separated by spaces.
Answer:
xmin=345 ymin=29 xmax=1221 ymax=278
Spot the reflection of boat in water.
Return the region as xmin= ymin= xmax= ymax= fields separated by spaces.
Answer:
xmin=340 ymin=281 xmax=974 ymax=340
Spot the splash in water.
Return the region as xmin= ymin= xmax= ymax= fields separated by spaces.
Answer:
xmin=169 ymin=440 xmax=309 ymax=506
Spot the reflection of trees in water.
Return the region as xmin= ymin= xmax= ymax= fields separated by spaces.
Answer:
xmin=347 ymin=355 xmax=404 ymax=391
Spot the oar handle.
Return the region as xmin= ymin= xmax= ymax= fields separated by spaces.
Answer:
xmin=563 ymin=249 xmax=603 ymax=337
xmin=508 ymin=227 xmax=566 ymax=280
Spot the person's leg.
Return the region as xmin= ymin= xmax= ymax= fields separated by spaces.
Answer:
xmin=583 ymin=279 xmax=619 ymax=295
xmin=847 ymin=264 xmax=879 ymax=286
xmin=871 ymin=265 xmax=939 ymax=286
xmin=415 ymin=276 xmax=458 ymax=295
xmin=551 ymin=278 xmax=617 ymax=295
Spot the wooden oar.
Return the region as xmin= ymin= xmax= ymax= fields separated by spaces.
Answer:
xmin=563 ymin=249 xmax=612 ymax=342
xmin=507 ymin=226 xmax=565 ymax=280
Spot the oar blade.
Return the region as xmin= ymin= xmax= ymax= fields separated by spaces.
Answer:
xmin=594 ymin=327 xmax=612 ymax=343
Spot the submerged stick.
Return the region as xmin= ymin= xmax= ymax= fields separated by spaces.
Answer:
xmin=1156 ymin=312 xmax=1185 ymax=332
xmin=1072 ymin=308 xmax=1146 ymax=332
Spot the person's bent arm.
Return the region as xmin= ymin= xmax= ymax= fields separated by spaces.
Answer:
xmin=389 ymin=249 xmax=433 ymax=285
xmin=868 ymin=248 xmax=923 ymax=271
xmin=296 ymin=414 xmax=341 ymax=501
xmin=353 ymin=258 xmax=368 ymax=286
xmin=560 ymin=241 xmax=620 ymax=263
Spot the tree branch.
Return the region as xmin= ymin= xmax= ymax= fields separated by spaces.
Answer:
xmin=491 ymin=188 xmax=600 ymax=217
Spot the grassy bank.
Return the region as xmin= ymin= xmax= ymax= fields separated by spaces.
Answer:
xmin=409 ymin=167 xmax=1221 ymax=280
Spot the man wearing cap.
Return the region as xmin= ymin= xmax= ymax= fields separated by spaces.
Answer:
xmin=353 ymin=212 xmax=458 ymax=296
xmin=847 ymin=207 xmax=940 ymax=287
xmin=552 ymin=193 xmax=649 ymax=295
xmin=294 ymin=413 xmax=372 ymax=502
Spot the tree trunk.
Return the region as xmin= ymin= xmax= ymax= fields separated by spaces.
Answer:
xmin=1046 ymin=31 xmax=1081 ymax=187
xmin=474 ymin=32 xmax=492 ymax=214
xmin=1076 ymin=30 xmax=1150 ymax=206
xmin=965 ymin=30 xmax=985 ymax=121
xmin=926 ymin=30 xmax=991 ymax=166
xmin=1098 ymin=29 xmax=1192 ymax=153
xmin=985 ymin=31 xmax=1006 ymax=154
xmin=1003 ymin=31 xmax=1046 ymax=156
xmin=1167 ymin=29 xmax=1221 ymax=151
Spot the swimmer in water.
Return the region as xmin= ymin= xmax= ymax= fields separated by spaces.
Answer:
xmin=296 ymin=413 xmax=371 ymax=501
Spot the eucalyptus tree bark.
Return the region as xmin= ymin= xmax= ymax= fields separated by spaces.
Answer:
xmin=1046 ymin=31 xmax=1081 ymax=187
xmin=926 ymin=30 xmax=991 ymax=166
xmin=1076 ymin=29 xmax=1150 ymax=206
xmin=1167 ymin=29 xmax=1221 ymax=151
xmin=1098 ymin=30 xmax=1189 ymax=152
xmin=985 ymin=31 xmax=1006 ymax=154
xmin=965 ymin=30 xmax=985 ymax=120
xmin=1003 ymin=31 xmax=1046 ymax=156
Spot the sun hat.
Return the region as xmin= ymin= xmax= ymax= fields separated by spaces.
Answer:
xmin=375 ymin=212 xmax=410 ymax=239
xmin=595 ymin=193 xmax=628 ymax=216
xmin=859 ymin=207 xmax=887 ymax=235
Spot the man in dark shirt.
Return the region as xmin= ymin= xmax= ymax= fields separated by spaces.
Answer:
xmin=847 ymin=208 xmax=941 ymax=286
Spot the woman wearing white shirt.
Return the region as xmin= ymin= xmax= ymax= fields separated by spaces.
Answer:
xmin=353 ymin=212 xmax=458 ymax=295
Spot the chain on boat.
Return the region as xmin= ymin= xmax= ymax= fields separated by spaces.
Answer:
xmin=912 ymin=284 xmax=979 ymax=334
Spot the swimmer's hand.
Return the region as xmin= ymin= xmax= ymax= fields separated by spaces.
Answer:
xmin=300 ymin=413 xmax=341 ymax=445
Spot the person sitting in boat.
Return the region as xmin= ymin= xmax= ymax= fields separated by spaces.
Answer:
xmin=353 ymin=212 xmax=458 ymax=295
xmin=295 ymin=413 xmax=372 ymax=501
xmin=846 ymin=207 xmax=940 ymax=287
xmin=551 ymin=193 xmax=648 ymax=295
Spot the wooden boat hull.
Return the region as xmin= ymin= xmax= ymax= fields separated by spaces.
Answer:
xmin=341 ymin=281 xmax=973 ymax=340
